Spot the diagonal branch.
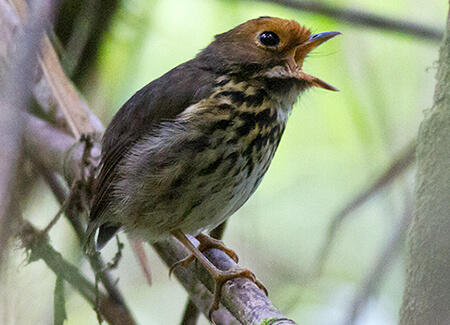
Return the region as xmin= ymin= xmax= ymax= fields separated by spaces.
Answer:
xmin=342 ymin=194 xmax=413 ymax=325
xmin=24 ymin=115 xmax=131 ymax=313
xmin=154 ymin=238 xmax=296 ymax=325
xmin=255 ymin=0 xmax=443 ymax=42
xmin=23 ymin=113 xmax=298 ymax=324
xmin=1 ymin=0 xmax=104 ymax=137
xmin=18 ymin=221 xmax=136 ymax=325
xmin=10 ymin=0 xmax=299 ymax=321
xmin=315 ymin=139 xmax=416 ymax=275
xmin=0 ymin=0 xmax=52 ymax=272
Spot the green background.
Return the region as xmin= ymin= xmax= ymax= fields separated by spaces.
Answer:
xmin=3 ymin=0 xmax=446 ymax=324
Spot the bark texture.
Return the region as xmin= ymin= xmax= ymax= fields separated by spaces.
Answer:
xmin=399 ymin=4 xmax=450 ymax=325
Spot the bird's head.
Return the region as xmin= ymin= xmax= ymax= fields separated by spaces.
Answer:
xmin=199 ymin=17 xmax=340 ymax=91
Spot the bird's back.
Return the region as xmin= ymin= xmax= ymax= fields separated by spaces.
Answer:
xmin=98 ymin=74 xmax=297 ymax=243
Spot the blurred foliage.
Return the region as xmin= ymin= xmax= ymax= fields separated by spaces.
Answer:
xmin=54 ymin=0 xmax=120 ymax=82
xmin=2 ymin=0 xmax=447 ymax=324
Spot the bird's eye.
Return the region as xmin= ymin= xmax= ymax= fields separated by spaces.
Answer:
xmin=258 ymin=31 xmax=280 ymax=47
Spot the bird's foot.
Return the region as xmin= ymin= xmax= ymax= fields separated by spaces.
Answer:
xmin=169 ymin=233 xmax=238 ymax=277
xmin=196 ymin=233 xmax=239 ymax=263
xmin=209 ymin=267 xmax=268 ymax=311
xmin=170 ymin=230 xmax=268 ymax=314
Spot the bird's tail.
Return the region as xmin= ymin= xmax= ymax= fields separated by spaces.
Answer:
xmin=84 ymin=221 xmax=120 ymax=254
xmin=84 ymin=221 xmax=99 ymax=255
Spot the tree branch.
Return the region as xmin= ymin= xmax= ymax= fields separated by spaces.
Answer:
xmin=343 ymin=195 xmax=413 ymax=324
xmin=25 ymin=115 xmax=132 ymax=317
xmin=18 ymin=221 xmax=136 ymax=325
xmin=0 ymin=0 xmax=52 ymax=271
xmin=154 ymin=238 xmax=296 ymax=325
xmin=9 ymin=0 xmax=299 ymax=321
xmin=0 ymin=0 xmax=104 ymax=136
xmin=23 ymin=113 xmax=298 ymax=324
xmin=315 ymin=139 xmax=416 ymax=275
xmin=255 ymin=0 xmax=443 ymax=42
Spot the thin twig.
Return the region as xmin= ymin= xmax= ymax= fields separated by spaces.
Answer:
xmin=255 ymin=0 xmax=443 ymax=42
xmin=315 ymin=139 xmax=416 ymax=276
xmin=32 ymin=156 xmax=135 ymax=322
xmin=181 ymin=299 xmax=202 ymax=325
xmin=342 ymin=194 xmax=414 ymax=325
xmin=24 ymin=113 xmax=287 ymax=324
xmin=54 ymin=275 xmax=67 ymax=325
xmin=42 ymin=192 xmax=71 ymax=234
xmin=25 ymin=121 xmax=130 ymax=314
xmin=19 ymin=221 xmax=136 ymax=325
xmin=14 ymin=0 xmax=302 ymax=318
xmin=35 ymin=147 xmax=129 ymax=307
xmin=2 ymin=0 xmax=131 ymax=322
xmin=24 ymin=115 xmax=297 ymax=324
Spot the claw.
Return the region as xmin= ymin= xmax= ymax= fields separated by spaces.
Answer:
xmin=196 ymin=233 xmax=239 ymax=263
xmin=170 ymin=230 xmax=268 ymax=315
xmin=170 ymin=233 xmax=239 ymax=278
xmin=168 ymin=254 xmax=195 ymax=278
xmin=209 ymin=268 xmax=268 ymax=311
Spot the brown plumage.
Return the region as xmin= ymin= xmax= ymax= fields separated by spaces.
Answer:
xmin=87 ymin=16 xmax=339 ymax=311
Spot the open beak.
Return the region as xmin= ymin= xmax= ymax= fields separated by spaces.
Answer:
xmin=293 ymin=31 xmax=341 ymax=91
xmin=303 ymin=31 xmax=341 ymax=53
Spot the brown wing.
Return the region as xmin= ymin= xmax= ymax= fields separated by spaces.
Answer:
xmin=87 ymin=60 xmax=217 ymax=250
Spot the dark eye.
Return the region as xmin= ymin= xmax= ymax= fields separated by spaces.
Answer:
xmin=259 ymin=31 xmax=280 ymax=47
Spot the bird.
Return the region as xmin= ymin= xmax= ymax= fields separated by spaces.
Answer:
xmin=86 ymin=16 xmax=340 ymax=310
